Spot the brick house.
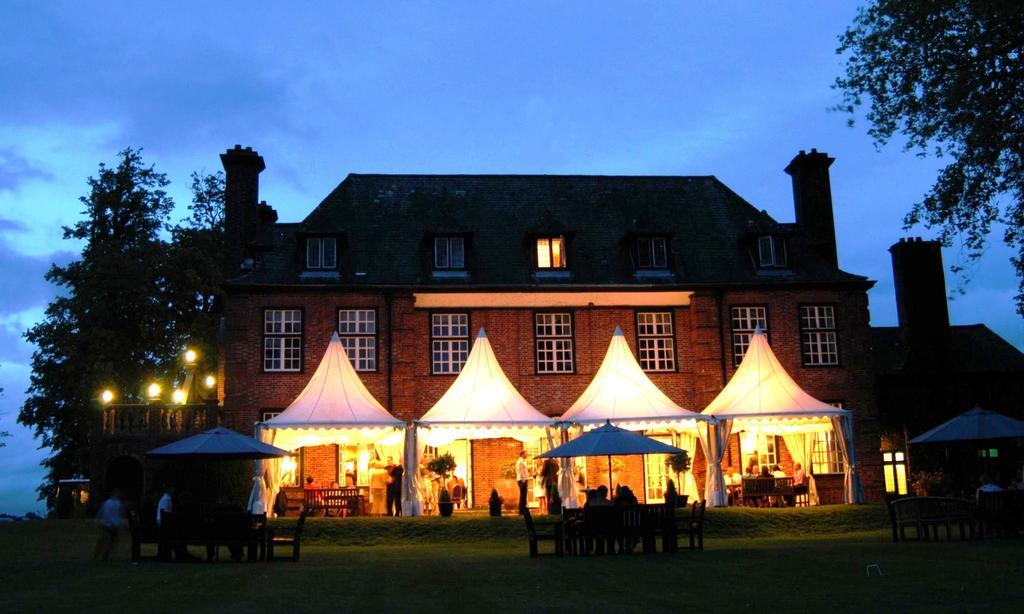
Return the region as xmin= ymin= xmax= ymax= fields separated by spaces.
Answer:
xmin=218 ymin=145 xmax=883 ymax=506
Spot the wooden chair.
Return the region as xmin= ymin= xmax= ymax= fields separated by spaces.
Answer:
xmin=268 ymin=509 xmax=308 ymax=561
xmin=128 ymin=511 xmax=160 ymax=562
xmin=523 ymin=508 xmax=564 ymax=558
xmin=561 ymin=508 xmax=585 ymax=555
xmin=686 ymin=500 xmax=706 ymax=551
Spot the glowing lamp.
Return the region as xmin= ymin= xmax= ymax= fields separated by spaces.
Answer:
xmin=204 ymin=375 xmax=216 ymax=389
xmin=184 ymin=349 xmax=198 ymax=364
xmin=171 ymin=389 xmax=187 ymax=404
xmin=100 ymin=389 xmax=114 ymax=404
xmin=146 ymin=382 xmax=162 ymax=399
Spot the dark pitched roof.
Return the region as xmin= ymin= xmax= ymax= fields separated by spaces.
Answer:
xmin=230 ymin=174 xmax=867 ymax=288
xmin=873 ymin=324 xmax=1024 ymax=374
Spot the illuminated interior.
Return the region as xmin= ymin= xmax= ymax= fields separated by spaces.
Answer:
xmin=536 ymin=236 xmax=566 ymax=268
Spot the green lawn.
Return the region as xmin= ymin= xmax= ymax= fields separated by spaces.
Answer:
xmin=2 ymin=506 xmax=1022 ymax=613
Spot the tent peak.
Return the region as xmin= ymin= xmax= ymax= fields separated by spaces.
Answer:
xmin=753 ymin=324 xmax=765 ymax=335
xmin=330 ymin=331 xmax=340 ymax=341
xmin=476 ymin=327 xmax=487 ymax=339
xmin=612 ymin=326 xmax=624 ymax=336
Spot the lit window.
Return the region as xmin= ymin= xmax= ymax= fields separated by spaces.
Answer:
xmin=759 ymin=434 xmax=779 ymax=469
xmin=812 ymin=431 xmax=845 ymax=474
xmin=800 ymin=305 xmax=839 ymax=366
xmin=338 ymin=309 xmax=377 ymax=371
xmin=730 ymin=306 xmax=768 ymax=366
xmin=431 ymin=313 xmax=469 ymax=374
xmin=643 ymin=434 xmax=673 ymax=503
xmin=263 ymin=309 xmax=302 ymax=372
xmin=882 ymin=451 xmax=908 ymax=495
xmin=636 ymin=312 xmax=675 ymax=372
xmin=636 ymin=237 xmax=668 ymax=269
xmin=535 ymin=313 xmax=574 ymax=373
xmin=306 ymin=237 xmax=337 ymax=269
xmin=434 ymin=237 xmax=465 ymax=270
xmin=757 ymin=235 xmax=788 ymax=268
xmin=536 ymin=236 xmax=567 ymax=269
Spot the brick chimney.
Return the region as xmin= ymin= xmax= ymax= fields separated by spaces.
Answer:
xmin=889 ymin=237 xmax=951 ymax=357
xmin=785 ymin=149 xmax=838 ymax=267
xmin=220 ymin=145 xmax=265 ymax=277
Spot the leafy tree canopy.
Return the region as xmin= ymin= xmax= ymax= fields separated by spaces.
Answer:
xmin=834 ymin=0 xmax=1024 ymax=314
xmin=19 ymin=149 xmax=224 ymax=505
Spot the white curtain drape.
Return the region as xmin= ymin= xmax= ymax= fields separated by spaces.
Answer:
xmin=246 ymin=475 xmax=267 ymax=514
xmin=374 ymin=441 xmax=404 ymax=466
xmin=402 ymin=425 xmax=424 ymax=516
xmin=698 ymin=419 xmax=732 ymax=507
xmin=677 ymin=431 xmax=700 ymax=503
xmin=781 ymin=432 xmax=819 ymax=505
xmin=830 ymin=414 xmax=864 ymax=504
xmin=254 ymin=425 xmax=283 ymax=516
xmin=547 ymin=426 xmax=580 ymax=509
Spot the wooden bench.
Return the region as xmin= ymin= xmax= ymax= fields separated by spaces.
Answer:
xmin=522 ymin=508 xmax=564 ymax=557
xmin=159 ymin=511 xmax=264 ymax=561
xmin=304 ymin=488 xmax=365 ymax=517
xmin=889 ymin=496 xmax=976 ymax=542
xmin=741 ymin=477 xmax=794 ymax=507
xmin=685 ymin=500 xmax=706 ymax=551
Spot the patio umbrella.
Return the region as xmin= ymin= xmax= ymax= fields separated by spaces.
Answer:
xmin=537 ymin=420 xmax=686 ymax=493
xmin=148 ymin=427 xmax=291 ymax=509
xmin=909 ymin=407 xmax=1024 ymax=444
xmin=146 ymin=427 xmax=290 ymax=459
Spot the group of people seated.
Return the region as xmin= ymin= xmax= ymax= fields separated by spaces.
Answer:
xmin=723 ymin=458 xmax=809 ymax=507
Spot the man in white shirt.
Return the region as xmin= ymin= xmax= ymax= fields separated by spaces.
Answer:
xmin=157 ymin=484 xmax=173 ymax=526
xmin=93 ymin=489 xmax=126 ymax=561
xmin=515 ymin=450 xmax=530 ymax=514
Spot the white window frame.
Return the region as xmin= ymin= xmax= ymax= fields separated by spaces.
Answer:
xmin=636 ymin=311 xmax=675 ymax=372
xmin=535 ymin=236 xmax=567 ymax=269
xmin=433 ymin=237 xmax=465 ymax=270
xmin=263 ymin=309 xmax=302 ymax=372
xmin=800 ymin=305 xmax=839 ymax=366
xmin=644 ymin=435 xmax=673 ymax=503
xmin=757 ymin=235 xmax=788 ymax=268
xmin=758 ymin=434 xmax=779 ymax=469
xmin=431 ymin=313 xmax=470 ymax=374
xmin=338 ymin=309 xmax=377 ymax=371
xmin=730 ymin=306 xmax=768 ymax=366
xmin=636 ymin=237 xmax=668 ymax=269
xmin=812 ymin=431 xmax=845 ymax=474
xmin=535 ymin=312 xmax=574 ymax=373
xmin=306 ymin=237 xmax=337 ymax=270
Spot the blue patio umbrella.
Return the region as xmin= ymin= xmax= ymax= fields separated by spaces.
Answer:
xmin=538 ymin=420 xmax=686 ymax=493
xmin=909 ymin=407 xmax=1024 ymax=444
xmin=147 ymin=427 xmax=290 ymax=459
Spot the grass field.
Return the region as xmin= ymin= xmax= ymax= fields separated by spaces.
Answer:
xmin=2 ymin=506 xmax=1022 ymax=613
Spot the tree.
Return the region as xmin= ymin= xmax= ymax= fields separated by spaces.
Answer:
xmin=163 ymin=171 xmax=225 ymax=374
xmin=20 ymin=148 xmax=177 ymax=505
xmin=834 ymin=0 xmax=1024 ymax=314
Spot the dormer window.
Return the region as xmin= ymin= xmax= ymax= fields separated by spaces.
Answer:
xmin=306 ymin=237 xmax=337 ymax=269
xmin=636 ymin=237 xmax=668 ymax=269
xmin=434 ymin=237 xmax=465 ymax=270
xmin=536 ymin=236 xmax=567 ymax=269
xmin=757 ymin=235 xmax=788 ymax=268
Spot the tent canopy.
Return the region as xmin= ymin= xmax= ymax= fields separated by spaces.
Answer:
xmin=264 ymin=333 xmax=404 ymax=450
xmin=418 ymin=328 xmax=553 ymax=444
xmin=702 ymin=328 xmax=846 ymax=425
xmin=147 ymin=427 xmax=290 ymax=459
xmin=559 ymin=327 xmax=705 ymax=429
xmin=909 ymin=406 xmax=1024 ymax=444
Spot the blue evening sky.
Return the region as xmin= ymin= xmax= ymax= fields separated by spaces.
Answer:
xmin=0 ymin=2 xmax=1020 ymax=514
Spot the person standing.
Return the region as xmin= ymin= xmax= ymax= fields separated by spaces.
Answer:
xmin=387 ymin=461 xmax=404 ymax=516
xmin=515 ymin=450 xmax=530 ymax=514
xmin=93 ymin=489 xmax=126 ymax=561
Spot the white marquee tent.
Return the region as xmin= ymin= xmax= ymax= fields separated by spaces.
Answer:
xmin=559 ymin=327 xmax=709 ymax=502
xmin=408 ymin=328 xmax=557 ymax=514
xmin=253 ymin=332 xmax=405 ymax=514
xmin=700 ymin=328 xmax=861 ymax=506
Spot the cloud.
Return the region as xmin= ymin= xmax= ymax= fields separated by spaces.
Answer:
xmin=0 ymin=218 xmax=28 ymax=233
xmin=0 ymin=149 xmax=53 ymax=192
xmin=0 ymin=237 xmax=73 ymax=316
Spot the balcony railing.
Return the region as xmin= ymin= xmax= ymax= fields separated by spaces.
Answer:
xmin=101 ymin=403 xmax=220 ymax=439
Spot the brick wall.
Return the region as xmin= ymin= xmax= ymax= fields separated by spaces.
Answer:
xmin=222 ymin=285 xmax=883 ymax=502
